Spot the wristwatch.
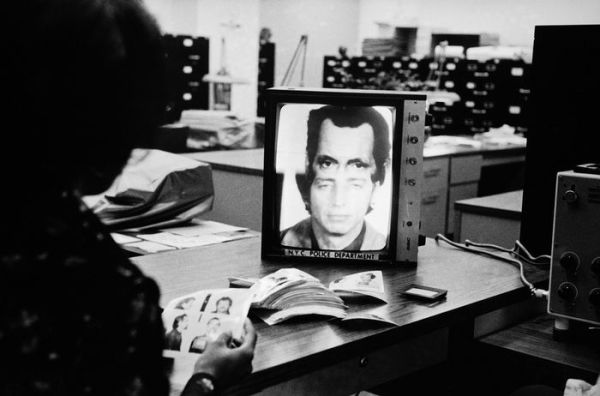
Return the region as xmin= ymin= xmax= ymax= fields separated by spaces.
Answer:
xmin=181 ymin=372 xmax=217 ymax=395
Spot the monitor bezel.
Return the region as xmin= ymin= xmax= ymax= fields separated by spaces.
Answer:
xmin=261 ymin=87 xmax=423 ymax=264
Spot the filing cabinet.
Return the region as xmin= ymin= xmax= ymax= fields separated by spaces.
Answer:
xmin=421 ymin=157 xmax=450 ymax=236
xmin=447 ymin=155 xmax=483 ymax=234
xmin=420 ymin=155 xmax=483 ymax=237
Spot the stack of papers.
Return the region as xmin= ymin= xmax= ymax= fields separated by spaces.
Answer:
xmin=474 ymin=124 xmax=527 ymax=146
xmin=425 ymin=135 xmax=483 ymax=149
xmin=230 ymin=269 xmax=400 ymax=327
xmin=250 ymin=269 xmax=347 ymax=325
xmin=111 ymin=219 xmax=254 ymax=254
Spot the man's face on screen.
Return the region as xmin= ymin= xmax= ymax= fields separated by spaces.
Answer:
xmin=309 ymin=119 xmax=377 ymax=239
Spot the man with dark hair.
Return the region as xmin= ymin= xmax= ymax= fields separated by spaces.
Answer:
xmin=165 ymin=314 xmax=189 ymax=351
xmin=281 ymin=105 xmax=390 ymax=250
xmin=213 ymin=297 xmax=233 ymax=315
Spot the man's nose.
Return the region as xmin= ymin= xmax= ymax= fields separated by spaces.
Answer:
xmin=331 ymin=181 xmax=347 ymax=207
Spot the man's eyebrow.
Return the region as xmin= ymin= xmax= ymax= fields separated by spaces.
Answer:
xmin=347 ymin=158 xmax=372 ymax=167
xmin=315 ymin=155 xmax=339 ymax=164
xmin=314 ymin=176 xmax=335 ymax=182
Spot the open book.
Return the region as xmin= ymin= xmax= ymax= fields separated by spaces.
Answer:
xmin=161 ymin=288 xmax=252 ymax=357
xmin=227 ymin=269 xmax=395 ymax=326
xmin=250 ymin=268 xmax=347 ymax=325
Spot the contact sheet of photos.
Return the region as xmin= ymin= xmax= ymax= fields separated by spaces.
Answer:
xmin=162 ymin=289 xmax=252 ymax=356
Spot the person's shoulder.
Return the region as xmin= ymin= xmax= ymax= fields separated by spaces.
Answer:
xmin=280 ymin=218 xmax=312 ymax=248
xmin=362 ymin=223 xmax=387 ymax=250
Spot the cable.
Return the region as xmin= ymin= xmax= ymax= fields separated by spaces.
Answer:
xmin=515 ymin=240 xmax=552 ymax=262
xmin=464 ymin=240 xmax=550 ymax=267
xmin=464 ymin=240 xmax=513 ymax=253
xmin=435 ymin=234 xmax=548 ymax=297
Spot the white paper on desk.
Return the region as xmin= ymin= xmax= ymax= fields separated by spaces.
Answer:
xmin=215 ymin=230 xmax=256 ymax=242
xmin=137 ymin=232 xmax=228 ymax=249
xmin=163 ymin=220 xmax=247 ymax=237
xmin=329 ymin=271 xmax=387 ymax=302
xmin=126 ymin=240 xmax=176 ymax=253
xmin=110 ymin=233 xmax=142 ymax=244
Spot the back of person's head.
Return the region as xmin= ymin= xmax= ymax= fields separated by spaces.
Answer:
xmin=1 ymin=0 xmax=166 ymax=196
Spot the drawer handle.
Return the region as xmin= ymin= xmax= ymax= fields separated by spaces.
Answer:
xmin=359 ymin=356 xmax=368 ymax=367
xmin=422 ymin=195 xmax=440 ymax=205
xmin=424 ymin=169 xmax=441 ymax=178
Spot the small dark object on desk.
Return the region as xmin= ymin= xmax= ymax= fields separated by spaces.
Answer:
xmin=401 ymin=284 xmax=448 ymax=301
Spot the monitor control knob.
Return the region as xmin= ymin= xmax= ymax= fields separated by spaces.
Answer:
xmin=589 ymin=288 xmax=600 ymax=307
xmin=559 ymin=251 xmax=580 ymax=272
xmin=557 ymin=282 xmax=578 ymax=301
xmin=563 ymin=189 xmax=578 ymax=204
xmin=591 ymin=257 xmax=600 ymax=277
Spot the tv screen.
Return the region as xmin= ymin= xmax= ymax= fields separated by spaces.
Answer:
xmin=261 ymin=87 xmax=426 ymax=264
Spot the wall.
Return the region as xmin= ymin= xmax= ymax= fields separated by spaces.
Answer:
xmin=144 ymin=0 xmax=199 ymax=35
xmin=143 ymin=0 xmax=600 ymax=115
xmin=357 ymin=0 xmax=600 ymax=55
xmin=260 ymin=0 xmax=361 ymax=88
xmin=145 ymin=0 xmax=260 ymax=118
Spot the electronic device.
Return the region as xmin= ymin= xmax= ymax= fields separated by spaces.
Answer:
xmin=261 ymin=87 xmax=426 ymax=264
xmin=548 ymin=164 xmax=600 ymax=326
xmin=401 ymin=284 xmax=447 ymax=301
xmin=520 ymin=25 xmax=600 ymax=257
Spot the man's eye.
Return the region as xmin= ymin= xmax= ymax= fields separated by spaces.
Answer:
xmin=318 ymin=160 xmax=333 ymax=169
xmin=352 ymin=162 xmax=368 ymax=169
xmin=316 ymin=181 xmax=332 ymax=188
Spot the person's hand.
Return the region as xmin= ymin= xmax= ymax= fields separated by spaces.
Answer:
xmin=564 ymin=374 xmax=600 ymax=396
xmin=192 ymin=319 xmax=257 ymax=390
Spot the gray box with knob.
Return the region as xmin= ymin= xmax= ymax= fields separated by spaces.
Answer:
xmin=548 ymin=164 xmax=600 ymax=325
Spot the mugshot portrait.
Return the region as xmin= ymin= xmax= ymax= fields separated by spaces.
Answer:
xmin=181 ymin=314 xmax=243 ymax=355
xmin=203 ymin=289 xmax=251 ymax=317
xmin=356 ymin=272 xmax=376 ymax=287
xmin=164 ymin=313 xmax=189 ymax=351
xmin=275 ymin=104 xmax=395 ymax=252
xmin=212 ymin=296 xmax=233 ymax=315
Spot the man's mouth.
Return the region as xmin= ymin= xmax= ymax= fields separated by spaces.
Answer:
xmin=327 ymin=214 xmax=350 ymax=222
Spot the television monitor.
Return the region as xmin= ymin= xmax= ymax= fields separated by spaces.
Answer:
xmin=261 ymin=87 xmax=426 ymax=264
xmin=520 ymin=25 xmax=600 ymax=256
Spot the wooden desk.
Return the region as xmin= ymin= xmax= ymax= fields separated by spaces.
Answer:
xmin=132 ymin=236 xmax=546 ymax=395
xmin=454 ymin=190 xmax=522 ymax=247
xmin=185 ymin=143 xmax=526 ymax=234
